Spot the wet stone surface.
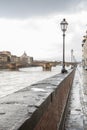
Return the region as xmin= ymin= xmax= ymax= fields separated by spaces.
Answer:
xmin=0 ymin=70 xmax=71 ymax=130
xmin=64 ymin=67 xmax=87 ymax=130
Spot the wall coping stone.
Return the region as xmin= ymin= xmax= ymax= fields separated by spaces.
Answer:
xmin=0 ymin=69 xmax=73 ymax=130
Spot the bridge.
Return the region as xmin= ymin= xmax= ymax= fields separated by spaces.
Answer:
xmin=31 ymin=60 xmax=78 ymax=71
xmin=7 ymin=62 xmax=29 ymax=70
xmin=6 ymin=60 xmax=78 ymax=71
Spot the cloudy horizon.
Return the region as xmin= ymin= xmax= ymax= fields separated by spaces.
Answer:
xmin=0 ymin=0 xmax=87 ymax=61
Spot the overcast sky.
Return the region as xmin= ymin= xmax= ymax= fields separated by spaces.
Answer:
xmin=0 ymin=0 xmax=87 ymax=61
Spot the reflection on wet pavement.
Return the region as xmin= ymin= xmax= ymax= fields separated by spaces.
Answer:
xmin=64 ymin=67 xmax=84 ymax=130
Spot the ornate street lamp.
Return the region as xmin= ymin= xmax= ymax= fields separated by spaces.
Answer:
xmin=60 ymin=18 xmax=68 ymax=73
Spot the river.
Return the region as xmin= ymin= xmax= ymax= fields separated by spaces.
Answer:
xmin=0 ymin=65 xmax=64 ymax=98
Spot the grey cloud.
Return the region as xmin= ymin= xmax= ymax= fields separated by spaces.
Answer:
xmin=0 ymin=0 xmax=86 ymax=18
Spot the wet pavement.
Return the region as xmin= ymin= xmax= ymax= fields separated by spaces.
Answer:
xmin=64 ymin=67 xmax=87 ymax=130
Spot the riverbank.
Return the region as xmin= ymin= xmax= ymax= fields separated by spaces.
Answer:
xmin=0 ymin=68 xmax=75 ymax=130
xmin=0 ymin=66 xmax=62 ymax=98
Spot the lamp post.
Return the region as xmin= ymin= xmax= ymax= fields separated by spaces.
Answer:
xmin=60 ymin=18 xmax=68 ymax=73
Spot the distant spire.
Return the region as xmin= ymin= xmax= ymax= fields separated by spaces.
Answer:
xmin=71 ymin=49 xmax=73 ymax=62
xmin=24 ymin=51 xmax=27 ymax=56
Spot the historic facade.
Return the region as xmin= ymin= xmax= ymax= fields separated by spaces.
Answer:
xmin=0 ymin=51 xmax=33 ymax=68
xmin=11 ymin=55 xmax=20 ymax=63
xmin=20 ymin=51 xmax=33 ymax=64
xmin=82 ymin=31 xmax=87 ymax=69
xmin=0 ymin=51 xmax=11 ymax=63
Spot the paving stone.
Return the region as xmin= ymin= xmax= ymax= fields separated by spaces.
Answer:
xmin=64 ymin=67 xmax=87 ymax=130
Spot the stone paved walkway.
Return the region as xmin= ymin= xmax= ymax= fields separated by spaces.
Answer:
xmin=64 ymin=67 xmax=87 ymax=130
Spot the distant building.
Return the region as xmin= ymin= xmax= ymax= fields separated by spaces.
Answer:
xmin=28 ymin=56 xmax=33 ymax=64
xmin=0 ymin=51 xmax=11 ymax=56
xmin=82 ymin=31 xmax=87 ymax=69
xmin=0 ymin=51 xmax=11 ymax=63
xmin=0 ymin=51 xmax=33 ymax=67
xmin=11 ymin=55 xmax=20 ymax=63
xmin=20 ymin=51 xmax=33 ymax=64
xmin=0 ymin=54 xmax=9 ymax=63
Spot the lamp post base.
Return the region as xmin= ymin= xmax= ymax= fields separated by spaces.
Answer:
xmin=61 ymin=68 xmax=68 ymax=73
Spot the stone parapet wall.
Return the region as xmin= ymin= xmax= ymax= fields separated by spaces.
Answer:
xmin=0 ymin=68 xmax=76 ymax=130
xmin=33 ymin=69 xmax=75 ymax=130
